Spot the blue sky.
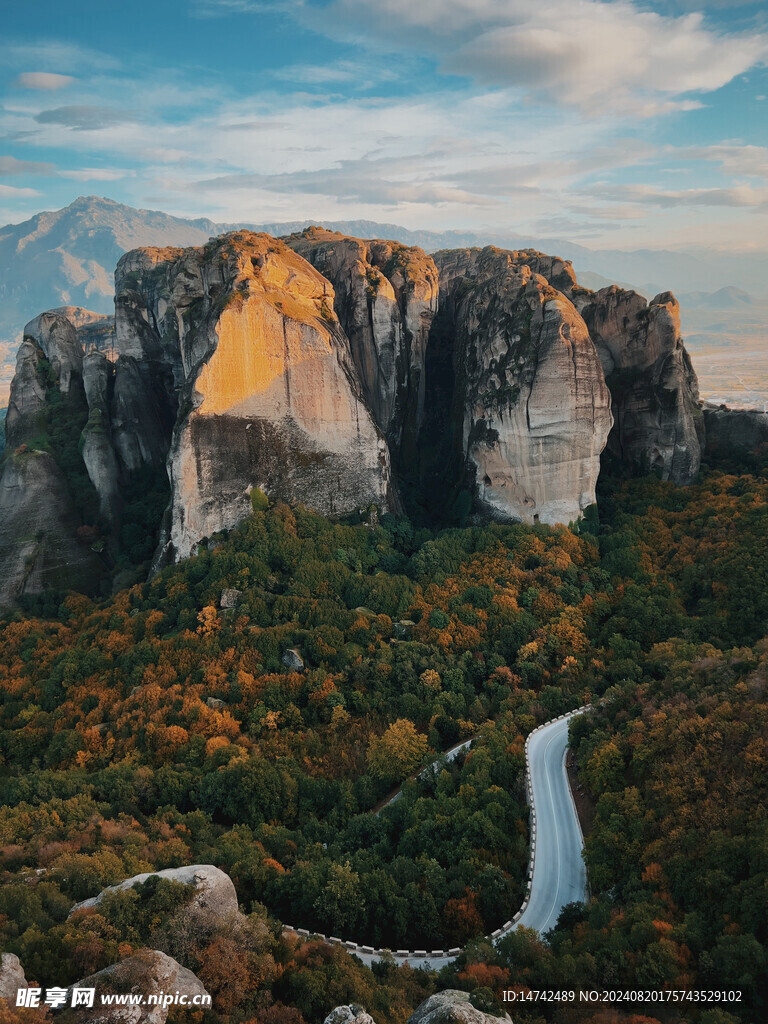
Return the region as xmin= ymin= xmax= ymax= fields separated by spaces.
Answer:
xmin=1 ymin=0 xmax=767 ymax=250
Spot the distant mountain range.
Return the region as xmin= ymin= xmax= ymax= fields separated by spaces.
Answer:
xmin=1 ymin=195 xmax=766 ymax=402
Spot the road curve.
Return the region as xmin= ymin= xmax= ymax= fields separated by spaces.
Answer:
xmin=286 ymin=708 xmax=589 ymax=967
xmin=515 ymin=712 xmax=587 ymax=934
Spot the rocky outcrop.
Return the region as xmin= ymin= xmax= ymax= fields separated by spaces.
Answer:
xmin=409 ymin=990 xmax=513 ymax=1024
xmin=120 ymin=232 xmax=394 ymax=562
xmin=4 ymin=337 xmax=48 ymax=448
xmin=65 ymin=950 xmax=208 ymax=1024
xmin=22 ymin=310 xmax=84 ymax=394
xmin=703 ymin=405 xmax=768 ymax=460
xmin=428 ymin=247 xmax=612 ymax=525
xmin=286 ymin=228 xmax=439 ymax=463
xmin=71 ymin=865 xmax=240 ymax=932
xmin=0 ymin=952 xmax=27 ymax=1002
xmin=324 ymin=1006 xmax=377 ymax=1024
xmin=581 ymin=286 xmax=703 ymax=483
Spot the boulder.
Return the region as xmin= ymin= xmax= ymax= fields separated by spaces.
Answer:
xmin=409 ymin=990 xmax=513 ymax=1024
xmin=219 ymin=587 xmax=242 ymax=609
xmin=324 ymin=1006 xmax=377 ymax=1024
xmin=282 ymin=648 xmax=305 ymax=671
xmin=65 ymin=950 xmax=208 ymax=1024
xmin=70 ymin=865 xmax=239 ymax=932
xmin=0 ymin=953 xmax=27 ymax=1002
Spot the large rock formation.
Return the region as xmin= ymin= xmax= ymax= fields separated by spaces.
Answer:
xmin=5 ymin=311 xmax=84 ymax=448
xmin=580 ymin=286 xmax=703 ymax=483
xmin=0 ymin=310 xmax=104 ymax=609
xmin=703 ymin=405 xmax=768 ymax=462
xmin=1 ymin=226 xmax=713 ymax=610
xmin=426 ymin=247 xmax=612 ymax=525
xmin=286 ymin=228 xmax=439 ymax=465
xmin=71 ymin=865 xmax=240 ymax=932
xmin=409 ymin=990 xmax=513 ymax=1024
xmin=65 ymin=950 xmax=208 ymax=1024
xmin=116 ymin=232 xmax=394 ymax=562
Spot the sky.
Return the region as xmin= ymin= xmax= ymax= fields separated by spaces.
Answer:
xmin=1 ymin=0 xmax=767 ymax=251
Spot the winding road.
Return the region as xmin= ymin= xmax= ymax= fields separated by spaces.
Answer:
xmin=515 ymin=712 xmax=587 ymax=935
xmin=287 ymin=708 xmax=589 ymax=967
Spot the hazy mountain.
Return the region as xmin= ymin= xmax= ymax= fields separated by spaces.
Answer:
xmin=677 ymin=286 xmax=755 ymax=310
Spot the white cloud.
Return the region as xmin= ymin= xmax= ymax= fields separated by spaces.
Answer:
xmin=676 ymin=143 xmax=768 ymax=180
xmin=0 ymin=184 xmax=40 ymax=198
xmin=60 ymin=167 xmax=130 ymax=181
xmin=0 ymin=155 xmax=55 ymax=176
xmin=320 ymin=0 xmax=768 ymax=114
xmin=14 ymin=71 xmax=75 ymax=90
xmin=588 ymin=183 xmax=768 ymax=208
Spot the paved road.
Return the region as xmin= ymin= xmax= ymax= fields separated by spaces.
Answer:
xmin=329 ymin=709 xmax=588 ymax=967
xmin=515 ymin=712 xmax=587 ymax=934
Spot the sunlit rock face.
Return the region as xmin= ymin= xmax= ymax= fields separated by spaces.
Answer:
xmin=581 ymin=285 xmax=703 ymax=484
xmin=285 ymin=228 xmax=439 ymax=466
xmin=115 ymin=232 xmax=394 ymax=563
xmin=429 ymin=247 xmax=613 ymax=526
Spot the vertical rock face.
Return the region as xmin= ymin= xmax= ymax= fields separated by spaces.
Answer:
xmin=5 ymin=311 xmax=85 ymax=448
xmin=81 ymin=350 xmax=121 ymax=520
xmin=285 ymin=228 xmax=439 ymax=463
xmin=429 ymin=247 xmax=612 ymax=526
xmin=581 ymin=285 xmax=703 ymax=483
xmin=114 ymin=232 xmax=393 ymax=562
xmin=0 ymin=309 xmax=104 ymax=609
xmin=4 ymin=338 xmax=47 ymax=448
xmin=0 ymin=449 xmax=102 ymax=609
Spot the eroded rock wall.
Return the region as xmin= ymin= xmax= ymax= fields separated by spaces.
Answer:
xmin=118 ymin=233 xmax=395 ymax=562
xmin=581 ymin=285 xmax=703 ymax=483
xmin=429 ymin=247 xmax=613 ymax=525
xmin=285 ymin=228 xmax=439 ymax=464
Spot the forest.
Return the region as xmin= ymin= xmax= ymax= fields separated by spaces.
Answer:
xmin=2 ymin=444 xmax=768 ymax=1024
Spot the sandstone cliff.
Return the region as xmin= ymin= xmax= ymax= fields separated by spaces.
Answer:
xmin=286 ymin=228 xmax=438 ymax=466
xmin=427 ymin=247 xmax=612 ymax=525
xmin=1 ymin=227 xmax=715 ymax=611
xmin=115 ymin=232 xmax=394 ymax=562
xmin=581 ymin=285 xmax=703 ymax=483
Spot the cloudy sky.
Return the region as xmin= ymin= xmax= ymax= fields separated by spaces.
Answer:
xmin=1 ymin=0 xmax=767 ymax=250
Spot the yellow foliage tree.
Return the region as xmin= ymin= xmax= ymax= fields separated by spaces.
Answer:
xmin=366 ymin=718 xmax=431 ymax=782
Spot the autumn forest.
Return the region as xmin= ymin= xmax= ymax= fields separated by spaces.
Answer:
xmin=2 ymin=446 xmax=768 ymax=1024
